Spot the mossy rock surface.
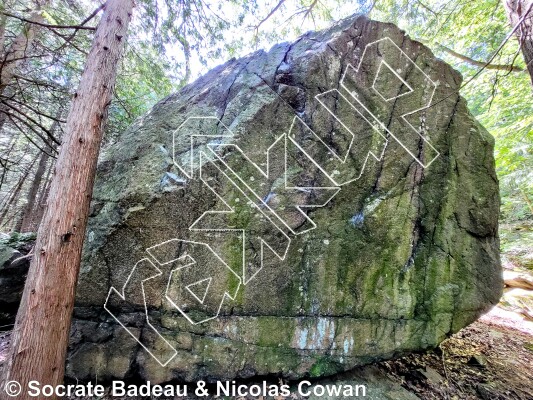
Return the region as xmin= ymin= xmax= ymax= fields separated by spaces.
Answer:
xmin=67 ymin=15 xmax=501 ymax=382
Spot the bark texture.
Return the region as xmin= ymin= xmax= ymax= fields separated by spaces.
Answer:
xmin=16 ymin=149 xmax=49 ymax=233
xmin=504 ymin=0 xmax=533 ymax=86
xmin=1 ymin=0 xmax=134 ymax=396
xmin=0 ymin=2 xmax=49 ymax=130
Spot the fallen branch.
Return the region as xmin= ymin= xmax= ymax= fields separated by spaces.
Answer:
xmin=10 ymin=249 xmax=34 ymax=267
xmin=504 ymin=276 xmax=533 ymax=291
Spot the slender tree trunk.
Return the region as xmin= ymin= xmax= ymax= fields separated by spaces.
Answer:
xmin=0 ymin=158 xmax=8 ymax=192
xmin=0 ymin=141 xmax=29 ymax=213
xmin=0 ymin=8 xmax=44 ymax=90
xmin=0 ymin=136 xmax=16 ymax=193
xmin=1 ymin=0 xmax=134 ymax=396
xmin=0 ymin=155 xmax=38 ymax=229
xmin=0 ymin=0 xmax=14 ymax=67
xmin=503 ymin=0 xmax=533 ymax=86
xmin=16 ymin=149 xmax=49 ymax=232
xmin=16 ymin=111 xmax=62 ymax=232
xmin=0 ymin=7 xmax=7 ymax=58
xmin=0 ymin=2 xmax=49 ymax=130
xmin=31 ymin=158 xmax=54 ymax=230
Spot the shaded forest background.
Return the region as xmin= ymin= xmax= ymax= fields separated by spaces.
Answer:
xmin=0 ymin=0 xmax=531 ymax=237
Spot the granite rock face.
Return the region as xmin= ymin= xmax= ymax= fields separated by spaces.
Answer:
xmin=67 ymin=15 xmax=502 ymax=383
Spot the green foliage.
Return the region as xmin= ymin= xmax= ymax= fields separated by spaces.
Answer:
xmin=0 ymin=231 xmax=36 ymax=246
xmin=369 ymin=0 xmax=533 ymax=222
xmin=108 ymin=42 xmax=175 ymax=143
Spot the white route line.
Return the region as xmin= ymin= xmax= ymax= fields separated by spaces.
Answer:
xmin=104 ymin=258 xmax=178 ymax=367
xmin=372 ymin=59 xmax=414 ymax=102
xmin=148 ymin=238 xmax=241 ymax=325
xmin=210 ymin=133 xmax=340 ymax=236
xmin=341 ymin=37 xmax=440 ymax=168
xmin=172 ymin=116 xmax=234 ymax=179
xmin=194 ymin=150 xmax=292 ymax=284
xmin=185 ymin=277 xmax=212 ymax=304
xmin=105 ymin=36 xmax=443 ymax=364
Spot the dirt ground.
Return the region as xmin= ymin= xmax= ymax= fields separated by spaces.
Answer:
xmin=376 ymin=310 xmax=533 ymax=399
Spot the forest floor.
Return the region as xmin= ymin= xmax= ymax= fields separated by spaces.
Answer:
xmin=375 ymin=306 xmax=533 ymax=399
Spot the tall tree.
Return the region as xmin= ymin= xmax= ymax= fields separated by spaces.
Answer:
xmin=1 ymin=0 xmax=134 ymax=396
xmin=503 ymin=0 xmax=533 ymax=86
xmin=15 ymin=113 xmax=61 ymax=232
xmin=15 ymin=148 xmax=50 ymax=232
xmin=0 ymin=0 xmax=51 ymax=130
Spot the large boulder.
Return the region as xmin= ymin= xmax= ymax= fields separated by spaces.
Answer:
xmin=67 ymin=15 xmax=501 ymax=383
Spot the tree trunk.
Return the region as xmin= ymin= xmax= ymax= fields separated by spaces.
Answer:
xmin=15 ymin=149 xmax=49 ymax=232
xmin=0 ymin=0 xmax=15 ymax=72
xmin=1 ymin=0 xmax=134 ymax=396
xmin=32 ymin=159 xmax=54 ymax=230
xmin=0 ymin=155 xmax=38 ymax=229
xmin=27 ymin=154 xmax=56 ymax=234
xmin=503 ymin=0 xmax=533 ymax=86
xmin=0 ymin=5 xmax=47 ymax=130
xmin=16 ymin=111 xmax=62 ymax=233
xmin=0 ymin=135 xmax=16 ymax=193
